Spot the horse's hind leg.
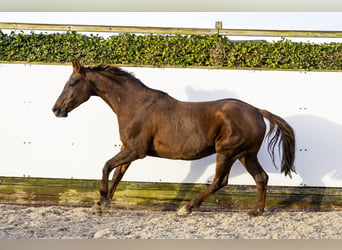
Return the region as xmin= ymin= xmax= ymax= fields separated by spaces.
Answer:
xmin=239 ymin=153 xmax=269 ymax=216
xmin=177 ymin=153 xmax=234 ymax=216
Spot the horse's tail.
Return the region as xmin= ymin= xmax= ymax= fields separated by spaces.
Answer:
xmin=259 ymin=109 xmax=296 ymax=178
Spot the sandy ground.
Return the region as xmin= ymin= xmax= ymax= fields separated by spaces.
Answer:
xmin=0 ymin=204 xmax=341 ymax=239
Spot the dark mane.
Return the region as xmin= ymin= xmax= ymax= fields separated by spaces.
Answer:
xmin=86 ymin=64 xmax=143 ymax=84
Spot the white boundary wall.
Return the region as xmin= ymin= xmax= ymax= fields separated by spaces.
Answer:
xmin=1 ymin=63 xmax=342 ymax=187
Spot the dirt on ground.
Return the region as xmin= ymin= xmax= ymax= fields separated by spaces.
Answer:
xmin=0 ymin=204 xmax=341 ymax=239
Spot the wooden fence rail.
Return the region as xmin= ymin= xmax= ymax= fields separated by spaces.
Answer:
xmin=0 ymin=21 xmax=342 ymax=38
xmin=1 ymin=176 xmax=341 ymax=212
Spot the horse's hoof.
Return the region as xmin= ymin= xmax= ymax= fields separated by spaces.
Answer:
xmin=90 ymin=203 xmax=102 ymax=215
xmin=247 ymin=209 xmax=263 ymax=217
xmin=177 ymin=205 xmax=191 ymax=217
xmin=101 ymin=200 xmax=112 ymax=211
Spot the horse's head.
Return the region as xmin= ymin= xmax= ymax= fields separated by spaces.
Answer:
xmin=52 ymin=61 xmax=94 ymax=117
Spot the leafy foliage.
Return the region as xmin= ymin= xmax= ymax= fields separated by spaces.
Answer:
xmin=0 ymin=30 xmax=341 ymax=70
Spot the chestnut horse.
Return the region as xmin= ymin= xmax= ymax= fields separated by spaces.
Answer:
xmin=52 ymin=61 xmax=295 ymax=216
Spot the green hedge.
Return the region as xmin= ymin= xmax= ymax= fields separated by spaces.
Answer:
xmin=0 ymin=30 xmax=341 ymax=70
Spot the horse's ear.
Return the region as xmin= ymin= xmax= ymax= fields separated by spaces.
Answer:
xmin=72 ymin=60 xmax=82 ymax=73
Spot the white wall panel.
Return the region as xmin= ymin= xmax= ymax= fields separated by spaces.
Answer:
xmin=1 ymin=64 xmax=341 ymax=187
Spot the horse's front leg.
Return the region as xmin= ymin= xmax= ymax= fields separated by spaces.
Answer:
xmin=108 ymin=163 xmax=131 ymax=199
xmin=91 ymin=149 xmax=138 ymax=214
xmin=108 ymin=145 xmax=131 ymax=200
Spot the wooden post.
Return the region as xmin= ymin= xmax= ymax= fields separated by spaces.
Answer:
xmin=215 ymin=21 xmax=223 ymax=35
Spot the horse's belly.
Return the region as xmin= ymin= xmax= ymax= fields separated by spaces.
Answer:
xmin=149 ymin=137 xmax=215 ymax=160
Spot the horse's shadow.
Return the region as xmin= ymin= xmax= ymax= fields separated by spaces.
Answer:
xmin=277 ymin=114 xmax=342 ymax=211
xmin=171 ymin=86 xmax=342 ymax=211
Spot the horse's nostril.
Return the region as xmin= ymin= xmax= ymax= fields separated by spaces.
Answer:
xmin=52 ymin=106 xmax=63 ymax=117
xmin=52 ymin=107 xmax=59 ymax=113
xmin=53 ymin=106 xmax=68 ymax=117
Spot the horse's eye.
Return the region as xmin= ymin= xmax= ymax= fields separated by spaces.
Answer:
xmin=69 ymin=79 xmax=80 ymax=87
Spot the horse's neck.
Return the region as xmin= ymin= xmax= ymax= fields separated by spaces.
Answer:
xmin=90 ymin=73 xmax=152 ymax=114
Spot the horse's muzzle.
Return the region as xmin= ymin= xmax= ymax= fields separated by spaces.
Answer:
xmin=52 ymin=106 xmax=68 ymax=117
